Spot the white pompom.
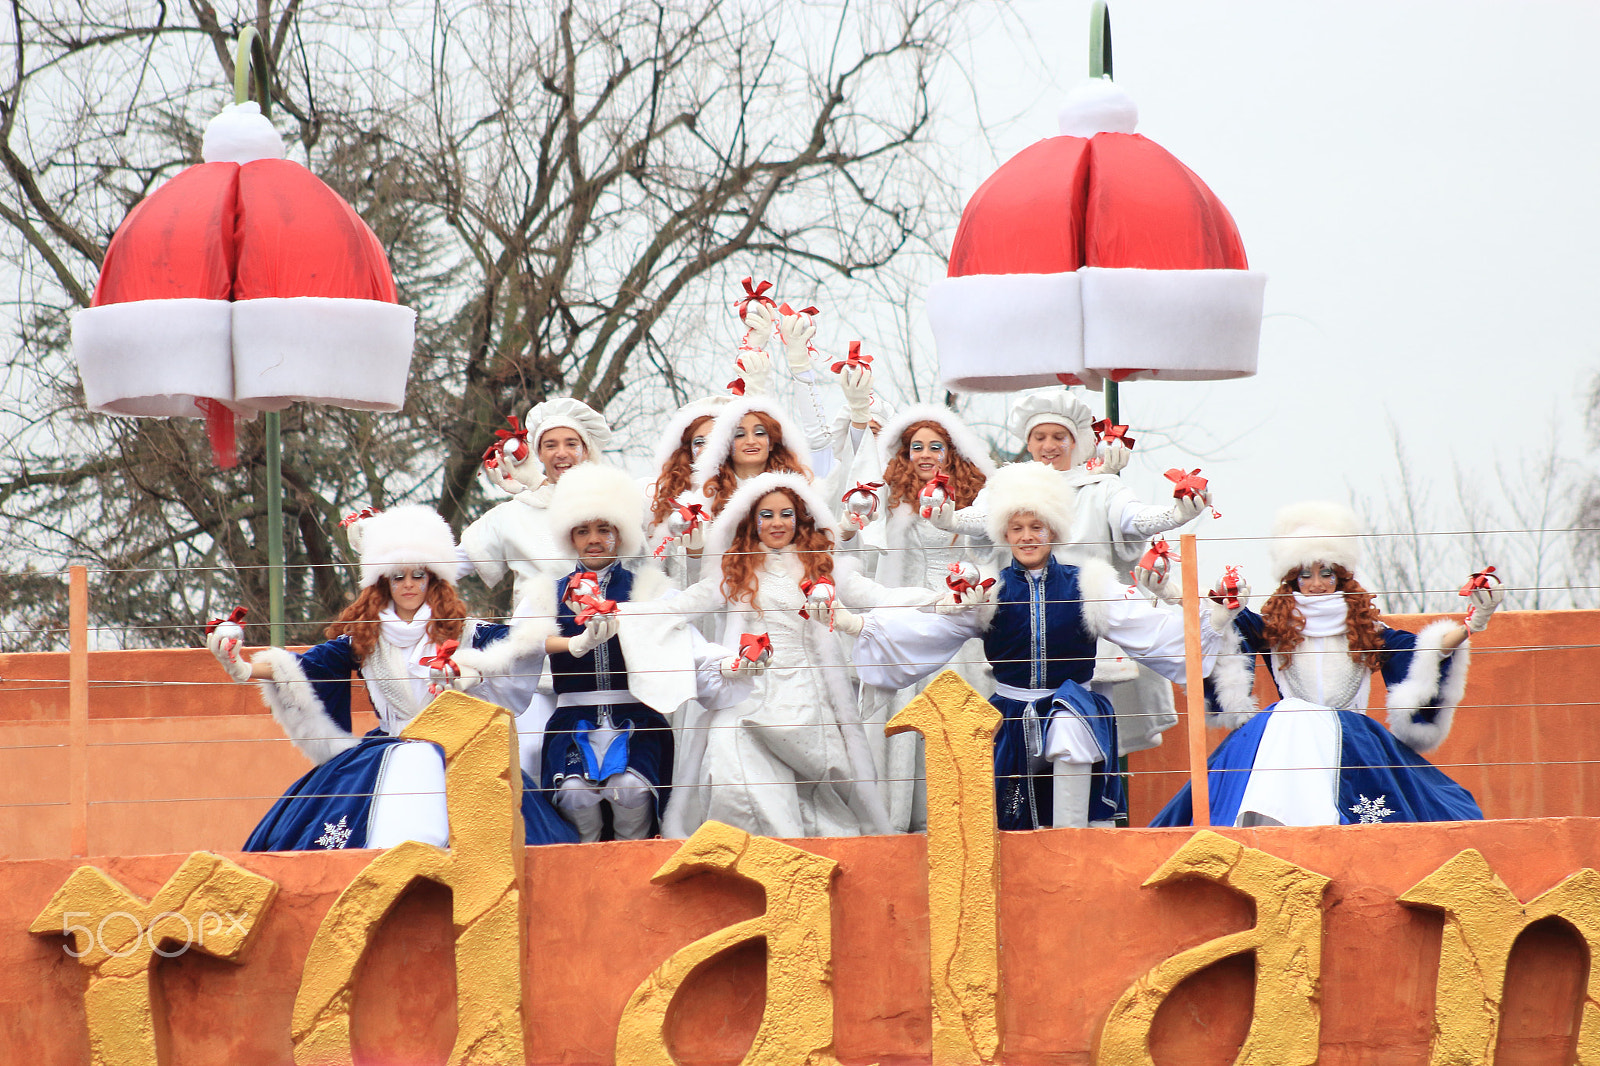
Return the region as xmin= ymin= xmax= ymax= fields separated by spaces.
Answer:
xmin=1057 ymin=78 xmax=1139 ymax=137
xmin=201 ymin=102 xmax=285 ymax=164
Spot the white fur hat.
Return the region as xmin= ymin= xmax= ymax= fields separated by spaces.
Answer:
xmin=651 ymin=396 xmax=730 ymax=474
xmin=1269 ymin=500 xmax=1363 ymax=579
xmin=358 ymin=504 xmax=459 ymax=589
xmin=525 ymin=396 xmax=613 ymax=457
xmin=876 ymin=403 xmax=998 ymax=476
xmin=690 ymin=396 xmax=811 ymax=495
xmin=704 ymin=471 xmax=840 ymax=559
xmin=546 ymin=464 xmax=647 ymax=560
xmin=983 ymin=462 xmax=1076 ymax=547
xmin=1005 ymin=386 xmax=1098 ymax=467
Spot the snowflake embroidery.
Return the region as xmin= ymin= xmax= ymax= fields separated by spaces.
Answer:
xmin=1349 ymin=794 xmax=1395 ymax=824
xmin=315 ymin=815 xmax=352 ymax=849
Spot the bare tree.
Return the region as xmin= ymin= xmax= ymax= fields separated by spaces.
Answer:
xmin=0 ymin=0 xmax=968 ymax=648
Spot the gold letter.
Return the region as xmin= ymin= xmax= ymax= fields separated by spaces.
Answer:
xmin=887 ymin=669 xmax=1004 ymax=1066
xmin=1399 ymin=848 xmax=1600 ymax=1065
xmin=291 ymin=691 xmax=528 ymax=1066
xmin=1096 ymin=830 xmax=1330 ymax=1066
xmin=614 ymin=821 xmax=841 ymax=1066
xmin=29 ymin=852 xmax=278 ymax=1066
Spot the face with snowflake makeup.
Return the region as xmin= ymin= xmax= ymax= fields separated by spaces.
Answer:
xmin=1296 ymin=563 xmax=1339 ymax=596
xmin=688 ymin=416 xmax=713 ymax=461
xmin=907 ymin=426 xmax=949 ymax=483
xmin=385 ymin=568 xmax=431 ymax=619
xmin=754 ymin=491 xmax=798 ymax=550
xmin=731 ymin=413 xmax=773 ymax=477
xmin=570 ymin=520 xmax=620 ymax=570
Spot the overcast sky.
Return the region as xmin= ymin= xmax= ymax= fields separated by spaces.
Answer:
xmin=930 ymin=0 xmax=1600 ymax=600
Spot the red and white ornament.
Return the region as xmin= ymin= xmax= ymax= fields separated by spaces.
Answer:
xmin=798 ymin=577 xmax=837 ymax=624
xmin=841 ymin=482 xmax=883 ymax=523
xmin=919 ymin=471 xmax=951 ymax=517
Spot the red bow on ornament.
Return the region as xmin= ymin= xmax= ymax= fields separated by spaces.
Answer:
xmin=1091 ymin=419 xmax=1136 ymax=450
xmin=1139 ymin=539 xmax=1178 ymax=581
xmin=573 ymin=595 xmax=619 ymax=627
xmin=565 ymin=572 xmax=601 ymax=607
xmin=480 ymin=444 xmax=501 ymax=468
xmin=736 ymin=277 xmax=777 ymax=318
xmin=945 ymin=562 xmax=995 ymax=598
xmin=339 ymin=506 xmax=380 ymax=529
xmin=919 ymin=470 xmax=951 ymax=517
xmin=1164 ymin=468 xmax=1222 ymax=519
xmin=1459 ymin=566 xmax=1500 ymax=597
xmin=1208 ymin=565 xmax=1244 ymax=611
xmin=495 ymin=415 xmax=531 ymax=462
xmin=831 ymin=341 xmax=872 ymax=375
xmin=205 ymin=605 xmax=248 ymax=636
xmin=727 ymin=377 xmax=747 ymax=397
xmin=419 ymin=639 xmax=461 ymax=675
xmin=778 ymin=301 xmax=819 ymax=318
xmin=653 ymin=502 xmax=709 ymax=558
xmin=798 ymin=578 xmax=837 ymax=623
xmin=739 ymin=632 xmax=774 ymax=664
xmin=842 ymin=481 xmax=884 ymax=504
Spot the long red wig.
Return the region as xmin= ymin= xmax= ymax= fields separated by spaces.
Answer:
xmin=719 ymin=486 xmax=834 ymax=614
xmin=883 ymin=420 xmax=987 ymax=511
xmin=1260 ymin=565 xmax=1386 ymax=670
xmin=701 ymin=411 xmax=811 ymax=515
xmin=650 ymin=415 xmax=714 ymax=527
xmin=326 ymin=576 xmax=467 ymax=663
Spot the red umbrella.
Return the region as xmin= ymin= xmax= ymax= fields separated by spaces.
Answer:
xmin=929 ymin=77 xmax=1264 ymax=393
xmin=71 ymin=99 xmax=415 ymax=465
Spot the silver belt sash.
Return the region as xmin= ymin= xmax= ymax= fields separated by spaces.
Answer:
xmin=993 ymin=681 xmax=1055 ymax=758
xmin=556 ymin=689 xmax=636 ymax=708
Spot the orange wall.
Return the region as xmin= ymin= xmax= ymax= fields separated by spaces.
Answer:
xmin=2 ymin=610 xmax=1597 ymax=859
xmin=6 ymin=819 xmax=1600 ymax=1064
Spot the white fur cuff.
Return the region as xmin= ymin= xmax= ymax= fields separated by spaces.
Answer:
xmin=252 ymin=646 xmax=359 ymax=766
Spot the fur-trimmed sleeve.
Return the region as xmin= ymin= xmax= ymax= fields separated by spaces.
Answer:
xmin=252 ymin=640 xmax=361 ymax=766
xmin=1380 ymin=620 xmax=1470 ymax=753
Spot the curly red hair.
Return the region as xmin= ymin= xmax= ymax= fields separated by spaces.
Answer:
xmin=883 ymin=420 xmax=987 ymax=511
xmin=719 ymin=487 xmax=834 ymax=614
xmin=326 ymin=577 xmax=466 ymax=663
xmin=701 ymin=412 xmax=811 ymax=515
xmin=1260 ymin=565 xmax=1386 ymax=670
xmin=650 ymin=415 xmax=714 ymax=527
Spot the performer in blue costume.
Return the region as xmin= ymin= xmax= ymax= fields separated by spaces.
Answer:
xmin=439 ymin=464 xmax=761 ymax=841
xmin=1151 ymin=501 xmax=1504 ymax=828
xmin=849 ymin=463 xmax=1236 ymax=830
xmin=210 ymin=505 xmax=578 ymax=851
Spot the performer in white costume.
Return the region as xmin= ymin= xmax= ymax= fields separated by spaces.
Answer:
xmin=856 ymin=404 xmax=997 ymax=831
xmin=645 ymin=395 xmax=728 ymax=589
xmin=689 ymin=396 xmax=814 ymax=518
xmin=664 ymin=472 xmax=940 ymax=838
xmin=212 ymin=505 xmax=578 ymax=850
xmin=460 ymin=397 xmax=614 ymax=605
xmin=853 ymin=464 xmax=1236 ymax=829
xmin=1152 ymin=502 xmax=1503 ymax=828
xmin=440 ymin=465 xmax=757 ymax=841
xmin=933 ymin=387 xmax=1210 ymax=758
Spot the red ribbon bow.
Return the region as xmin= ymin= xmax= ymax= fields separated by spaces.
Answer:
xmin=339 ymin=506 xmax=379 ymax=529
xmin=565 ymin=572 xmax=601 ymax=606
xmin=727 ymin=377 xmax=747 ymax=397
xmin=736 ymin=277 xmax=777 ymax=318
xmin=945 ymin=570 xmax=995 ymax=598
xmin=1208 ymin=564 xmax=1244 ymax=610
xmin=573 ymin=595 xmax=619 ymax=627
xmin=1091 ymin=419 xmax=1136 ymax=450
xmin=205 ymin=606 xmax=248 ymax=636
xmin=831 ymin=340 xmax=873 ymax=375
xmin=739 ymin=632 xmax=773 ymax=663
xmin=841 ymin=481 xmax=884 ymax=504
xmin=1459 ymin=566 xmax=1500 ymax=597
xmin=675 ymin=501 xmax=707 ymax=526
xmin=920 ymin=470 xmax=950 ymax=500
xmin=797 ymin=578 xmax=836 ymax=622
xmin=1139 ymin=539 xmax=1178 ymax=578
xmin=495 ymin=415 xmax=531 ymax=461
xmin=418 ymin=639 xmax=461 ymax=674
xmin=1164 ymin=468 xmax=1208 ymax=499
xmin=778 ymin=301 xmax=819 ymax=318
xmin=480 ymin=444 xmax=501 ymax=468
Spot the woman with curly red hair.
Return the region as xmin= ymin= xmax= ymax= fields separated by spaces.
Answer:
xmin=209 ymin=505 xmax=578 ymax=851
xmin=660 ymin=472 xmax=939 ymax=839
xmin=688 ymin=397 xmax=814 ymax=518
xmin=1152 ymin=501 xmax=1504 ymax=828
xmin=644 ymin=396 xmax=728 ymax=587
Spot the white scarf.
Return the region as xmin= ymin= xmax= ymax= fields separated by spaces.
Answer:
xmin=370 ymin=603 xmax=434 ymax=730
xmin=379 ymin=602 xmax=433 ymax=650
xmin=1292 ymin=593 xmax=1348 ymax=638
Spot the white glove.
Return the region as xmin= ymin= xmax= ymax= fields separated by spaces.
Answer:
xmin=1096 ymin=439 xmax=1132 ymax=475
xmin=737 ymin=346 xmax=776 ymax=397
xmin=839 ymin=364 xmax=873 ymax=422
xmin=1171 ymin=491 xmax=1208 ymax=525
xmin=673 ymin=523 xmax=706 ymax=553
xmin=841 ymin=510 xmax=871 ymax=537
xmin=778 ymin=310 xmax=817 ymax=376
xmin=428 ymin=662 xmax=483 ymax=696
xmin=1207 ymin=574 xmax=1251 ymax=631
xmin=567 ymin=611 xmax=620 ymax=657
xmin=504 ymin=448 xmax=544 ymax=488
xmin=719 ymin=654 xmax=770 ymax=680
xmin=208 ymin=626 xmax=252 ymax=683
xmin=818 ymin=600 xmax=863 ymax=637
xmin=1133 ymin=564 xmax=1181 ymax=606
xmin=936 ymin=582 xmax=995 ymax=614
xmin=1464 ymin=581 xmax=1505 ymax=633
xmin=743 ymin=300 xmax=777 ymax=343
xmin=922 ymin=498 xmax=957 ymax=531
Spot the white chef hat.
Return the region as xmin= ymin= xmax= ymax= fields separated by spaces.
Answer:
xmin=525 ymin=397 xmax=613 ymax=458
xmin=1006 ymin=387 xmax=1098 ymax=467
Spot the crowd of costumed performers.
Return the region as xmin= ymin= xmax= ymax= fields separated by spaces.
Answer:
xmin=206 ymin=279 xmax=1506 ymax=847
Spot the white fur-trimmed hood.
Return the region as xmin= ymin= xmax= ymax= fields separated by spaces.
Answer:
xmin=690 ymin=396 xmax=812 ymax=495
xmin=651 ymin=396 xmax=730 ymax=474
xmin=703 ymin=472 xmax=840 ymax=559
xmin=876 ymin=403 xmax=999 ymax=477
xmin=546 ymin=463 xmax=647 ymax=560
xmin=358 ymin=504 xmax=458 ymax=588
xmin=1269 ymin=500 xmax=1362 ymax=580
xmin=982 ymin=462 xmax=1077 ymax=547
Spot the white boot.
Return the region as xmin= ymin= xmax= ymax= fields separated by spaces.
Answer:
xmin=556 ymin=779 xmax=606 ymax=843
xmin=603 ymin=771 xmax=656 ymax=840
